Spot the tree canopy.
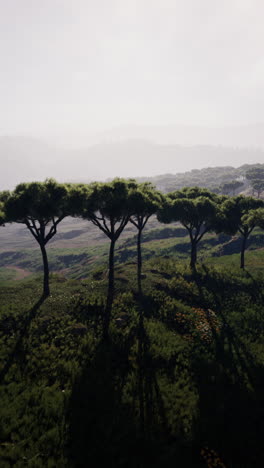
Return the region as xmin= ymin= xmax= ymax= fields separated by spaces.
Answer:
xmin=5 ymin=179 xmax=70 ymax=295
xmin=241 ymin=207 xmax=264 ymax=231
xmin=0 ymin=190 xmax=10 ymax=225
xmin=220 ymin=180 xmax=244 ymax=196
xmin=220 ymin=196 xmax=264 ymax=235
xmin=220 ymin=195 xmax=264 ymax=268
xmin=245 ymin=167 xmax=264 ymax=197
xmin=0 ymin=204 xmax=5 ymax=226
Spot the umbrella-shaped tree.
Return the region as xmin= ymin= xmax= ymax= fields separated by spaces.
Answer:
xmin=129 ymin=183 xmax=164 ymax=295
xmin=220 ymin=196 xmax=264 ymax=269
xmin=5 ymin=179 xmax=70 ymax=296
xmin=158 ymin=187 xmax=222 ymax=269
xmin=71 ymin=178 xmax=137 ymax=339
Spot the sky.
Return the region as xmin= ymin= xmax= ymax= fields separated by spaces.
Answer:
xmin=1 ymin=0 xmax=264 ymax=143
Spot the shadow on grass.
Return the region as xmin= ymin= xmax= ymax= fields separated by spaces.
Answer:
xmin=67 ymin=337 xmax=140 ymax=468
xmin=0 ymin=293 xmax=46 ymax=384
xmin=190 ymin=266 xmax=264 ymax=467
xmin=244 ymin=268 xmax=264 ymax=304
xmin=67 ymin=304 xmax=200 ymax=468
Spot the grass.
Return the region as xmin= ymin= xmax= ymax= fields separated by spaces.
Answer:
xmin=1 ymin=255 xmax=264 ymax=467
xmin=0 ymin=267 xmax=16 ymax=282
xmin=0 ymin=222 xmax=263 ymax=284
xmin=208 ymin=248 xmax=264 ymax=272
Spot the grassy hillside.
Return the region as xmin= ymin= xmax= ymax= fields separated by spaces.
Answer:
xmin=1 ymin=166 xmax=264 ymax=466
xmin=1 ymin=259 xmax=264 ymax=467
xmin=0 ymin=223 xmax=263 ymax=282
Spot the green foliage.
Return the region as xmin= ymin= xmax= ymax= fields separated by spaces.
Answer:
xmin=5 ymin=179 xmax=69 ymax=224
xmin=3 ymin=179 xmax=72 ymax=295
xmin=245 ymin=166 xmax=264 ymax=182
xmin=158 ymin=187 xmax=221 ymax=232
xmin=79 ymin=178 xmax=138 ymax=231
xmin=1 ymin=177 xmax=264 ymax=466
xmin=1 ymin=262 xmax=264 ymax=466
xmin=0 ymin=190 xmax=10 ymax=226
xmin=245 ymin=167 xmax=264 ymax=197
xmin=220 ymin=195 xmax=264 ymax=235
xmin=158 ymin=188 xmax=223 ymax=268
xmin=243 ymin=207 xmax=264 ymax=230
xmin=0 ymin=191 xmax=10 ymax=226
xmin=0 ymin=205 xmax=5 ymax=226
xmin=220 ymin=180 xmax=244 ymax=195
xmin=129 ymin=182 xmax=164 ymax=223
xmin=218 ymin=196 xmax=264 ymax=267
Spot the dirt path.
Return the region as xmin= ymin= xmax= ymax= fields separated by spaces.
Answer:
xmin=5 ymin=266 xmax=32 ymax=280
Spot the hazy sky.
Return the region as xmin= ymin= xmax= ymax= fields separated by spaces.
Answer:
xmin=1 ymin=0 xmax=264 ymax=140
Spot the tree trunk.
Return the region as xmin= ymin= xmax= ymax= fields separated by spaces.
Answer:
xmin=103 ymin=239 xmax=115 ymax=340
xmin=190 ymin=241 xmax=197 ymax=269
xmin=40 ymin=243 xmax=50 ymax=296
xmin=240 ymin=235 xmax=247 ymax=269
xmin=137 ymin=228 xmax=143 ymax=295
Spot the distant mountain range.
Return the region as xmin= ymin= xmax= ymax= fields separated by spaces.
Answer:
xmin=93 ymin=123 xmax=264 ymax=148
xmin=1 ymin=133 xmax=264 ymax=190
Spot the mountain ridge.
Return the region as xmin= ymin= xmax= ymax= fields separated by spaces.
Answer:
xmin=1 ymin=136 xmax=264 ymax=189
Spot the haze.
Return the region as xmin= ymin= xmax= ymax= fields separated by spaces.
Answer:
xmin=1 ymin=0 xmax=264 ymax=187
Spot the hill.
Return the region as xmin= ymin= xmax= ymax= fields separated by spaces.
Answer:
xmin=1 ymin=168 xmax=264 ymax=466
xmin=95 ymin=122 xmax=264 ymax=147
xmin=1 ymin=257 xmax=264 ymax=466
xmin=1 ymin=136 xmax=264 ymax=189
xmin=138 ymin=164 xmax=262 ymax=193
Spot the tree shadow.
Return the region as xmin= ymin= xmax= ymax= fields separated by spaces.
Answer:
xmin=137 ymin=311 xmax=170 ymax=440
xmin=190 ymin=266 xmax=264 ymax=467
xmin=135 ymin=301 xmax=204 ymax=467
xmin=244 ymin=268 xmax=264 ymax=304
xmin=67 ymin=336 xmax=143 ymax=468
xmin=67 ymin=303 xmax=200 ymax=467
xmin=0 ymin=294 xmax=46 ymax=384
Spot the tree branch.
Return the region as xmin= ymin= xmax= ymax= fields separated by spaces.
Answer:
xmin=142 ymin=214 xmax=151 ymax=229
xmin=197 ymin=225 xmax=208 ymax=242
xmin=25 ymin=219 xmax=39 ymax=243
xmin=130 ymin=216 xmax=139 ymax=229
xmin=90 ymin=217 xmax=110 ymax=238
xmin=115 ymin=216 xmax=130 ymax=240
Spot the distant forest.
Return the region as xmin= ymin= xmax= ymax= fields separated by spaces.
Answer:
xmin=139 ymin=163 xmax=264 ymax=195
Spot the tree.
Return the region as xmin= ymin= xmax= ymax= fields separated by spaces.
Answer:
xmin=252 ymin=180 xmax=264 ymax=198
xmin=72 ymin=179 xmax=137 ymax=339
xmin=5 ymin=179 xmax=69 ymax=296
xmin=245 ymin=167 xmax=264 ymax=197
xmin=158 ymin=187 xmax=221 ymax=269
xmin=129 ymin=183 xmax=164 ymax=295
xmin=220 ymin=196 xmax=264 ymax=269
xmin=0 ymin=205 xmax=5 ymax=225
xmin=245 ymin=167 xmax=264 ymax=183
xmin=220 ymin=180 xmax=244 ymax=196
xmin=0 ymin=200 xmax=5 ymax=226
xmin=0 ymin=190 xmax=10 ymax=225
xmin=246 ymin=208 xmax=264 ymax=230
